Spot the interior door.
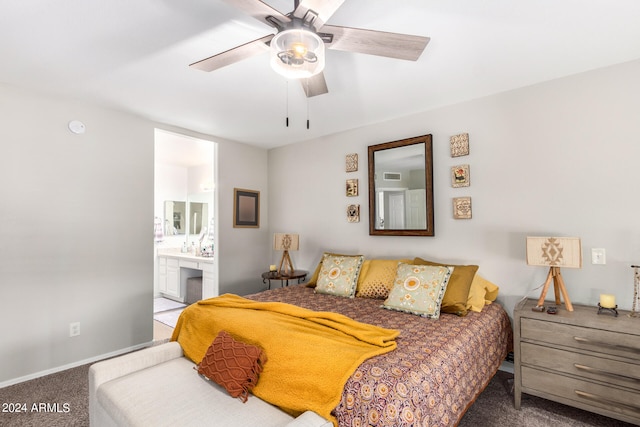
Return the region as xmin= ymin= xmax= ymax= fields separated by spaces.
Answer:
xmin=387 ymin=191 xmax=405 ymax=229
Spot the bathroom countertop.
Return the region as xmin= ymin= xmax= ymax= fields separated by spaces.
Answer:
xmin=157 ymin=248 xmax=214 ymax=263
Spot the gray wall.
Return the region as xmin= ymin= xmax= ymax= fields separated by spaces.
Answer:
xmin=267 ymin=59 xmax=640 ymax=316
xmin=0 ymin=85 xmax=270 ymax=386
xmin=217 ymin=139 xmax=270 ymax=296
xmin=0 ymin=84 xmax=154 ymax=384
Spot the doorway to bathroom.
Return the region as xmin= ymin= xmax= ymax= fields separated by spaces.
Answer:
xmin=153 ymin=129 xmax=217 ymax=341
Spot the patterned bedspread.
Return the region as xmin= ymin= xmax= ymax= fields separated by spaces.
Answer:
xmin=246 ymin=284 xmax=513 ymax=427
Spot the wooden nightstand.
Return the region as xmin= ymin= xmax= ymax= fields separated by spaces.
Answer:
xmin=514 ymin=298 xmax=640 ymax=424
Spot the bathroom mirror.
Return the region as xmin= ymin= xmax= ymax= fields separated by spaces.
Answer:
xmin=368 ymin=134 xmax=434 ymax=236
xmin=164 ymin=200 xmax=186 ymax=235
xmin=188 ymin=202 xmax=208 ymax=235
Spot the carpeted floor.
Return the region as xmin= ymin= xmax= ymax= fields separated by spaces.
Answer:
xmin=0 ymin=362 xmax=90 ymax=427
xmin=458 ymin=371 xmax=634 ymax=427
xmin=0 ymin=367 xmax=635 ymax=427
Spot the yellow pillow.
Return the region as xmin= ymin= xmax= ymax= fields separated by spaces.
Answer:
xmin=413 ymin=257 xmax=478 ymax=316
xmin=467 ymin=275 xmax=500 ymax=312
xmin=306 ymin=252 xmax=365 ymax=287
xmin=356 ymin=259 xmax=411 ymax=299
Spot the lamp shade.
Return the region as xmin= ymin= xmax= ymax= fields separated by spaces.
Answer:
xmin=273 ymin=233 xmax=299 ymax=251
xmin=526 ymin=237 xmax=582 ymax=268
xmin=270 ymin=29 xmax=325 ymax=79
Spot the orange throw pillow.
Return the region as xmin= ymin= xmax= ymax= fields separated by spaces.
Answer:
xmin=196 ymin=331 xmax=267 ymax=402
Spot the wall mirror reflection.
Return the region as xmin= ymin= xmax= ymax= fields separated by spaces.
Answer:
xmin=368 ymin=134 xmax=434 ymax=236
xmin=164 ymin=200 xmax=186 ymax=235
xmin=188 ymin=191 xmax=211 ymax=236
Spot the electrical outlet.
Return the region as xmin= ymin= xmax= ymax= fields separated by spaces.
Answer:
xmin=69 ymin=322 xmax=80 ymax=337
xmin=591 ymin=248 xmax=606 ymax=265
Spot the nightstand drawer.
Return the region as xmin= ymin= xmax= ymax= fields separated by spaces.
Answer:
xmin=521 ymin=342 xmax=640 ymax=391
xmin=521 ymin=318 xmax=640 ymax=361
xmin=522 ymin=366 xmax=640 ymax=422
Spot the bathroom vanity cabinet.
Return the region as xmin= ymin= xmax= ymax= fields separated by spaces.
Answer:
xmin=157 ymin=249 xmax=216 ymax=302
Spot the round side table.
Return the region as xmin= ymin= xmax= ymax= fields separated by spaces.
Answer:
xmin=261 ymin=270 xmax=308 ymax=289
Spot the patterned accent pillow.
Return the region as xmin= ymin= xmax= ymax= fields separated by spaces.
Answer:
xmin=413 ymin=257 xmax=478 ymax=316
xmin=196 ymin=331 xmax=267 ymax=402
xmin=315 ymin=254 xmax=364 ymax=297
xmin=383 ymin=263 xmax=453 ymax=318
xmin=306 ymin=252 xmax=364 ymax=288
xmin=356 ymin=259 xmax=411 ymax=299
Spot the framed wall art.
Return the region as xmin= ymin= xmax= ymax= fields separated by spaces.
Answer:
xmin=450 ymin=133 xmax=469 ymax=157
xmin=451 ymin=164 xmax=470 ymax=187
xmin=346 ymin=153 xmax=358 ymax=172
xmin=233 ymin=188 xmax=260 ymax=228
xmin=346 ymin=179 xmax=359 ymax=196
xmin=453 ymin=197 xmax=472 ymax=219
xmin=347 ymin=204 xmax=360 ymax=222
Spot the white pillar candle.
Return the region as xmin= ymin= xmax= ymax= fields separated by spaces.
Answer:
xmin=269 ymin=264 xmax=277 ymax=272
xmin=599 ymin=294 xmax=616 ymax=308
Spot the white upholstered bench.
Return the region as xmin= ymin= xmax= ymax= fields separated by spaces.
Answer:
xmin=89 ymin=342 xmax=332 ymax=427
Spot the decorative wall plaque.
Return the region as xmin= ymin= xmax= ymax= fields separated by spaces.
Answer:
xmin=451 ymin=164 xmax=470 ymax=187
xmin=347 ymin=204 xmax=360 ymax=222
xmin=346 ymin=179 xmax=358 ymax=196
xmin=450 ymin=133 xmax=469 ymax=157
xmin=453 ymin=197 xmax=472 ymax=219
xmin=346 ymin=153 xmax=358 ymax=172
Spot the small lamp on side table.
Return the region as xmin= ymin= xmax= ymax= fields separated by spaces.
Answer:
xmin=526 ymin=236 xmax=582 ymax=312
xmin=274 ymin=233 xmax=299 ymax=276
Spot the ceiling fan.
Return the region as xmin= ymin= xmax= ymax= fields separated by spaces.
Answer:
xmin=190 ymin=0 xmax=430 ymax=97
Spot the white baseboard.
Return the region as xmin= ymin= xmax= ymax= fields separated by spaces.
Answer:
xmin=0 ymin=341 xmax=154 ymax=388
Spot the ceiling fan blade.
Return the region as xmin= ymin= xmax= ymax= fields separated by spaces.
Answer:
xmin=301 ymin=72 xmax=328 ymax=97
xmin=190 ymin=34 xmax=273 ymax=72
xmin=293 ymin=0 xmax=345 ymax=29
xmin=323 ymin=25 xmax=430 ymax=61
xmin=221 ymin=0 xmax=291 ymax=28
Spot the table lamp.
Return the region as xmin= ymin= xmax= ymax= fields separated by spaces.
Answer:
xmin=274 ymin=233 xmax=299 ymax=276
xmin=526 ymin=236 xmax=582 ymax=312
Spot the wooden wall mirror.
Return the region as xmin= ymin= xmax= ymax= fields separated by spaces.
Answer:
xmin=368 ymin=134 xmax=434 ymax=236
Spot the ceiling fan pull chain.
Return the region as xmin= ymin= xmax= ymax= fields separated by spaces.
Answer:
xmin=306 ymin=81 xmax=310 ymax=129
xmin=286 ymin=80 xmax=290 ymax=127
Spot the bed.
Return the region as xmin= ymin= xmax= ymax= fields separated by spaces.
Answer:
xmin=172 ymin=254 xmax=513 ymax=427
xmin=239 ymin=283 xmax=513 ymax=427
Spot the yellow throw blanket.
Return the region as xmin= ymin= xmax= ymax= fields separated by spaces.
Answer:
xmin=171 ymin=294 xmax=399 ymax=426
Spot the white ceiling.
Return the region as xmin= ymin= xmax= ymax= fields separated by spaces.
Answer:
xmin=3 ymin=1 xmax=640 ymax=149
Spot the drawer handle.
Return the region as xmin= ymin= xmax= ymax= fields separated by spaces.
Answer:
xmin=574 ymin=336 xmax=640 ymax=354
xmin=575 ymin=390 xmax=640 ymax=415
xmin=574 ymin=364 xmax=640 ymax=383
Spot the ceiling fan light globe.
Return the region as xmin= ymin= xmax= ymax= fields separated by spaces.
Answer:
xmin=292 ymin=43 xmax=307 ymax=56
xmin=270 ymin=28 xmax=325 ymax=79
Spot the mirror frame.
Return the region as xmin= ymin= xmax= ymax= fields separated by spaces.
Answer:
xmin=368 ymin=134 xmax=434 ymax=236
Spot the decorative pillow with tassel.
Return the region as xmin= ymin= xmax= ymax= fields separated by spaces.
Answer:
xmin=195 ymin=330 xmax=267 ymax=402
